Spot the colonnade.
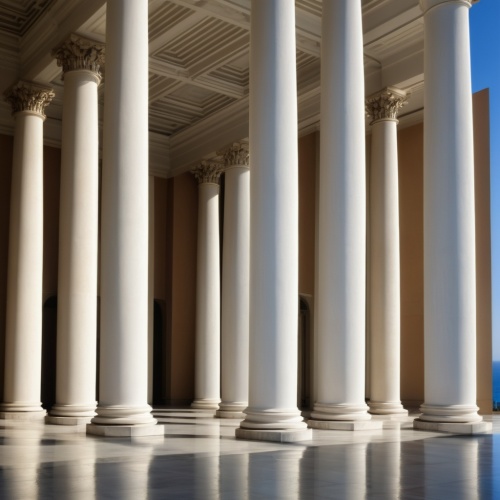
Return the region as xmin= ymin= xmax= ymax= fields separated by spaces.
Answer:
xmin=0 ymin=0 xmax=489 ymax=439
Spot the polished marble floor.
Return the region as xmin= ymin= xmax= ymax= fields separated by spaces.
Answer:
xmin=0 ymin=409 xmax=499 ymax=499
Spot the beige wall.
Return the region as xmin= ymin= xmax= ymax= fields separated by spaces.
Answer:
xmin=164 ymin=172 xmax=198 ymax=404
xmin=397 ymin=90 xmax=492 ymax=412
xmin=299 ymin=133 xmax=317 ymax=297
xmin=474 ymin=89 xmax=492 ymax=413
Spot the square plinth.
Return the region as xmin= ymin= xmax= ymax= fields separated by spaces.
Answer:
xmin=45 ymin=415 xmax=92 ymax=426
xmin=308 ymin=419 xmax=383 ymax=431
xmin=0 ymin=411 xmax=46 ymax=421
xmin=235 ymin=427 xmax=312 ymax=443
xmin=87 ymin=423 xmax=165 ymax=438
xmin=413 ymin=419 xmax=492 ymax=435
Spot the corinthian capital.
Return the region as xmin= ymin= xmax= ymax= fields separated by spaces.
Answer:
xmin=366 ymin=87 xmax=408 ymax=124
xmin=191 ymin=161 xmax=224 ymax=184
xmin=53 ymin=34 xmax=105 ymax=79
xmin=217 ymin=142 xmax=250 ymax=168
xmin=5 ymin=81 xmax=55 ymax=117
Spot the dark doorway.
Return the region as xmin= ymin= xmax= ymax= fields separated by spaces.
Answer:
xmin=298 ymin=298 xmax=311 ymax=410
xmin=41 ymin=296 xmax=57 ymax=410
xmin=152 ymin=300 xmax=166 ymax=405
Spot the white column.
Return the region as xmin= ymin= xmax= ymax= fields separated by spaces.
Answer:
xmin=191 ymin=161 xmax=223 ymax=410
xmin=366 ymin=88 xmax=408 ymax=416
xmin=216 ymin=143 xmax=250 ymax=419
xmin=309 ymin=0 xmax=379 ymax=430
xmin=236 ymin=0 xmax=310 ymax=442
xmin=88 ymin=0 xmax=163 ymax=436
xmin=415 ymin=0 xmax=489 ymax=433
xmin=47 ymin=35 xmax=103 ymax=425
xmin=0 ymin=81 xmax=54 ymax=420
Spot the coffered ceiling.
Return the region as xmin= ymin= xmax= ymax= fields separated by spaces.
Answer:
xmin=0 ymin=0 xmax=428 ymax=176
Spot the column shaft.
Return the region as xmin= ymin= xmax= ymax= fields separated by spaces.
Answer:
xmin=49 ymin=36 xmax=103 ymax=424
xmin=236 ymin=0 xmax=309 ymax=441
xmin=192 ymin=163 xmax=222 ymax=410
xmin=1 ymin=82 xmax=53 ymax=418
xmin=366 ymin=89 xmax=407 ymax=416
xmin=89 ymin=0 xmax=160 ymax=433
xmin=416 ymin=0 xmax=481 ymax=426
xmin=310 ymin=0 xmax=373 ymax=427
xmin=217 ymin=144 xmax=250 ymax=418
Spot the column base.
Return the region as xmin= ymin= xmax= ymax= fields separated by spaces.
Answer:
xmin=369 ymin=401 xmax=408 ymax=416
xmin=87 ymin=423 xmax=165 ymax=438
xmin=235 ymin=427 xmax=312 ymax=443
xmin=417 ymin=403 xmax=482 ymax=423
xmin=239 ymin=408 xmax=307 ymax=430
xmin=215 ymin=410 xmax=245 ymax=419
xmin=191 ymin=399 xmax=220 ymax=410
xmin=216 ymin=402 xmax=247 ymax=419
xmin=0 ymin=410 xmax=46 ymax=421
xmin=91 ymin=404 xmax=157 ymax=426
xmin=49 ymin=403 xmax=96 ymax=419
xmin=413 ymin=418 xmax=492 ymax=435
xmin=46 ymin=415 xmax=92 ymax=426
xmin=310 ymin=402 xmax=372 ymax=422
xmin=308 ymin=419 xmax=383 ymax=431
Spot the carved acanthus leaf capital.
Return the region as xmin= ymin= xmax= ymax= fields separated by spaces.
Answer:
xmin=366 ymin=87 xmax=408 ymax=124
xmin=4 ymin=81 xmax=55 ymax=117
xmin=53 ymin=34 xmax=105 ymax=80
xmin=217 ymin=142 xmax=249 ymax=168
xmin=191 ymin=161 xmax=224 ymax=184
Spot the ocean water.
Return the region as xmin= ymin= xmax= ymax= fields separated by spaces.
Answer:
xmin=493 ymin=361 xmax=500 ymax=408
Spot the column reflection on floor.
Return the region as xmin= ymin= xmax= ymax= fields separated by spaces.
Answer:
xmin=94 ymin=441 xmax=154 ymax=500
xmin=248 ymin=449 xmax=305 ymax=499
xmin=366 ymin=440 xmax=401 ymax=497
xmin=424 ymin=437 xmax=479 ymax=499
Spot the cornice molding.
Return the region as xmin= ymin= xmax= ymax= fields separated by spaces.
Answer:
xmin=52 ymin=34 xmax=104 ymax=80
xmin=191 ymin=160 xmax=224 ymax=184
xmin=366 ymin=87 xmax=408 ymax=124
xmin=4 ymin=80 xmax=55 ymax=117
xmin=217 ymin=142 xmax=249 ymax=168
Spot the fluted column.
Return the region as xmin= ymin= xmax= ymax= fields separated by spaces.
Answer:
xmin=216 ymin=143 xmax=250 ymax=419
xmin=191 ymin=161 xmax=223 ymax=410
xmin=235 ymin=0 xmax=310 ymax=442
xmin=414 ymin=0 xmax=489 ymax=433
xmin=309 ymin=0 xmax=380 ymax=430
xmin=366 ymin=88 xmax=408 ymax=417
xmin=87 ymin=0 xmax=162 ymax=436
xmin=46 ymin=35 xmax=104 ymax=425
xmin=0 ymin=81 xmax=54 ymax=419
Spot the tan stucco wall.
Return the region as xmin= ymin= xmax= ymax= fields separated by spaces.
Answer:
xmin=397 ymin=90 xmax=492 ymax=412
xmin=474 ymin=89 xmax=492 ymax=414
xmin=398 ymin=123 xmax=425 ymax=408
xmin=165 ymin=172 xmax=198 ymax=404
xmin=299 ymin=133 xmax=317 ymax=297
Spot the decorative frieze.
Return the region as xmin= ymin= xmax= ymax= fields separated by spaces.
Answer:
xmin=365 ymin=87 xmax=408 ymax=124
xmin=5 ymin=81 xmax=55 ymax=117
xmin=191 ymin=161 xmax=224 ymax=184
xmin=217 ymin=142 xmax=249 ymax=168
xmin=53 ymin=34 xmax=105 ymax=79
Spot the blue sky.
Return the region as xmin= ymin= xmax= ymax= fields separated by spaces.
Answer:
xmin=470 ymin=0 xmax=500 ymax=360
